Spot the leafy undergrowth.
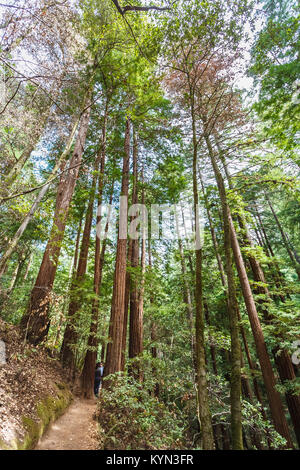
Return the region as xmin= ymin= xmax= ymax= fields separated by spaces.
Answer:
xmin=97 ymin=373 xmax=187 ymax=450
xmin=0 ymin=319 xmax=72 ymax=449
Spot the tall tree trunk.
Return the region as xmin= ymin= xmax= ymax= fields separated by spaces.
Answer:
xmin=20 ymin=97 xmax=92 ymax=345
xmin=60 ymin=155 xmax=99 ymax=371
xmin=219 ymin=142 xmax=300 ymax=448
xmin=80 ymin=185 xmax=112 ymax=397
xmin=205 ymin=178 xmax=270 ymax=450
xmin=137 ymin=164 xmax=146 ymax=338
xmin=80 ymin=107 xmax=112 ymax=397
xmin=198 ymin=165 xmax=226 ymax=286
xmin=121 ymin=128 xmax=139 ymax=372
xmin=239 ymin=218 xmax=300 ymax=447
xmin=207 ymin=132 xmax=293 ymax=448
xmin=204 ymin=133 xmax=243 ymax=450
xmin=148 ymin=239 xmax=160 ymax=397
xmin=128 ymin=129 xmax=143 ymax=379
xmin=121 ymin=237 xmax=133 ymax=371
xmin=229 ymin=207 xmax=293 ymax=448
xmin=199 ymin=166 xmax=268 ymax=444
xmin=204 ymin=301 xmax=242 ymax=449
xmin=0 ymin=110 xmax=83 ymax=279
xmin=176 ymin=211 xmax=195 ymax=368
xmin=189 ymin=91 xmax=214 ymax=450
xmin=104 ymin=116 xmax=130 ymax=378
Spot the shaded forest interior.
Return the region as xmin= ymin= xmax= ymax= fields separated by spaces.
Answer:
xmin=0 ymin=0 xmax=299 ymax=450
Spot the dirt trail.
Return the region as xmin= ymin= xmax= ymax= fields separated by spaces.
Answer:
xmin=35 ymin=398 xmax=98 ymax=450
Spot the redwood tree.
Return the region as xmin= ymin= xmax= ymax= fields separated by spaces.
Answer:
xmin=20 ymin=96 xmax=92 ymax=345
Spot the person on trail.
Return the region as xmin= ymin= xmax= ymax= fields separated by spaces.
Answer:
xmin=94 ymin=362 xmax=104 ymax=397
xmin=99 ymin=362 xmax=104 ymax=379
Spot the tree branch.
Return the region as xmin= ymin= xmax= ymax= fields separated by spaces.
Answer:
xmin=111 ymin=0 xmax=169 ymax=15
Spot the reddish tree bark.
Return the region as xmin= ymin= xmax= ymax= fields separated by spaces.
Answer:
xmin=104 ymin=116 xmax=131 ymax=378
xmin=207 ymin=132 xmax=293 ymax=448
xmin=128 ymin=130 xmax=143 ymax=378
xmin=121 ymin=237 xmax=133 ymax=371
xmin=80 ymin=120 xmax=112 ymax=397
xmin=229 ymin=214 xmax=293 ymax=448
xmin=148 ymin=239 xmax=160 ymax=397
xmin=20 ymin=99 xmax=92 ymax=345
xmin=204 ymin=133 xmax=243 ymax=450
xmin=241 ymin=221 xmax=300 ymax=447
xmin=60 ymin=154 xmax=100 ymax=371
xmin=190 ymin=102 xmax=214 ymax=449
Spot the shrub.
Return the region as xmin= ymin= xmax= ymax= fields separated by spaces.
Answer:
xmin=98 ymin=373 xmax=185 ymax=450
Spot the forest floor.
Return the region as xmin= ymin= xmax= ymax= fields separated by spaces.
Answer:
xmin=0 ymin=318 xmax=100 ymax=450
xmin=0 ymin=318 xmax=70 ymax=447
xmin=35 ymin=398 xmax=99 ymax=450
